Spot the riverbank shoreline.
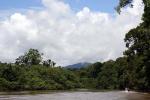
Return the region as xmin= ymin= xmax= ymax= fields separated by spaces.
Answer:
xmin=0 ymin=89 xmax=122 ymax=95
xmin=0 ymin=88 xmax=150 ymax=95
xmin=0 ymin=89 xmax=149 ymax=96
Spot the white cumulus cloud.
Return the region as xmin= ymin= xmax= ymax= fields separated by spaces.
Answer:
xmin=0 ymin=0 xmax=144 ymax=66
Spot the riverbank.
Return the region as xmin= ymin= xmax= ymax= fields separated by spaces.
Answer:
xmin=0 ymin=89 xmax=122 ymax=95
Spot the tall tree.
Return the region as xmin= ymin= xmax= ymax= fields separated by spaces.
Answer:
xmin=117 ymin=0 xmax=150 ymax=90
xmin=16 ymin=49 xmax=43 ymax=65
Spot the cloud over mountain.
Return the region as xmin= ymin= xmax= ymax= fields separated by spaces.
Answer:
xmin=0 ymin=0 xmax=144 ymax=65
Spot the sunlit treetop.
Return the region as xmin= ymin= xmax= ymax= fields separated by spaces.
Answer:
xmin=116 ymin=0 xmax=150 ymax=13
xmin=117 ymin=0 xmax=150 ymax=27
xmin=116 ymin=0 xmax=133 ymax=13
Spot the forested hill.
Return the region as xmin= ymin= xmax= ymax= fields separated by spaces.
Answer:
xmin=66 ymin=62 xmax=91 ymax=69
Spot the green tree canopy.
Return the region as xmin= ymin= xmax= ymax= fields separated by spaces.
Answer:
xmin=16 ymin=49 xmax=43 ymax=66
xmin=117 ymin=0 xmax=150 ymax=89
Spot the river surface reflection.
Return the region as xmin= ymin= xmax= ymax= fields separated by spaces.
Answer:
xmin=0 ymin=91 xmax=150 ymax=100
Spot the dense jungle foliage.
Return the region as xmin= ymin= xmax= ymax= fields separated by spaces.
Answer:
xmin=0 ymin=49 xmax=128 ymax=91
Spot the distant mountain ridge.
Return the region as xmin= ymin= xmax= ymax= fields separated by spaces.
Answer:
xmin=66 ymin=62 xmax=91 ymax=69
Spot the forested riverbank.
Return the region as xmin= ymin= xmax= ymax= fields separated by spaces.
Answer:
xmin=0 ymin=49 xmax=126 ymax=91
xmin=0 ymin=48 xmax=149 ymax=92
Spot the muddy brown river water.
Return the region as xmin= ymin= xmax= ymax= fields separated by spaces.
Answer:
xmin=0 ymin=91 xmax=150 ymax=100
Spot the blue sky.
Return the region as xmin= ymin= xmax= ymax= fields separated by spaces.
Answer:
xmin=0 ymin=0 xmax=118 ymax=13
xmin=0 ymin=0 xmax=42 ymax=10
xmin=64 ymin=0 xmax=119 ymax=13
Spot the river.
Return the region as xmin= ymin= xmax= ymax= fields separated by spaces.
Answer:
xmin=0 ymin=91 xmax=150 ymax=100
